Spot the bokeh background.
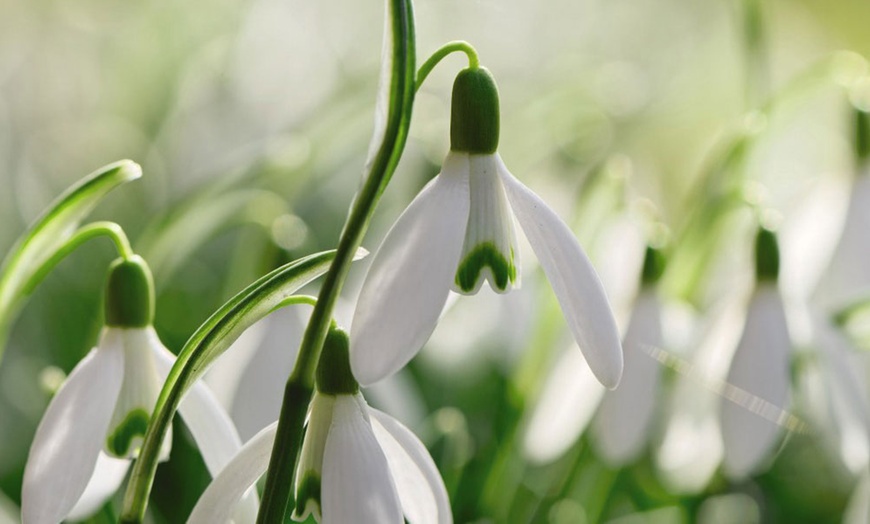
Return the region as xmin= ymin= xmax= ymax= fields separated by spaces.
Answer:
xmin=2 ymin=0 xmax=870 ymax=522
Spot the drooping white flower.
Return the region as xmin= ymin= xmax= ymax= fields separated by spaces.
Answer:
xmin=719 ymin=228 xmax=792 ymax=480
xmin=21 ymin=257 xmax=255 ymax=524
xmin=351 ymin=66 xmax=622 ymax=389
xmin=592 ymin=286 xmax=664 ymax=466
xmin=189 ymin=328 xmax=451 ymax=524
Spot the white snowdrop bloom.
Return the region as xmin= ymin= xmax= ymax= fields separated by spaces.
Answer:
xmin=593 ymin=284 xmax=664 ymax=466
xmin=720 ymin=229 xmax=791 ymax=480
xmin=844 ymin=469 xmax=870 ymax=524
xmin=351 ymin=66 xmax=622 ymax=389
xmin=21 ymin=257 xmax=255 ymax=524
xmin=189 ymin=328 xmax=451 ymax=524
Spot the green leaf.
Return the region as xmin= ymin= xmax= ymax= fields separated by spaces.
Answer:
xmin=121 ymin=248 xmax=366 ymax=522
xmin=0 ymin=160 xmax=142 ymax=355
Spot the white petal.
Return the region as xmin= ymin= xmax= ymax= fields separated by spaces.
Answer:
xmin=369 ymin=408 xmax=451 ymax=524
xmin=815 ymin=174 xmax=870 ymax=309
xmin=454 ymin=154 xmax=519 ymax=295
xmin=322 ymin=395 xmax=402 ymax=524
xmin=106 ymin=328 xmax=169 ymax=460
xmin=522 ymin=346 xmax=605 ymax=464
xmin=497 ymin=157 xmax=623 ymax=388
xmin=720 ymin=285 xmax=791 ymax=479
xmin=593 ymin=291 xmax=664 ymax=465
xmin=188 ymin=422 xmax=278 ymax=524
xmin=66 ymin=452 xmax=130 ymax=521
xmin=293 ymin=392 xmax=336 ymax=522
xmin=150 ymin=338 xmax=258 ymax=523
xmin=22 ymin=333 xmax=124 ymax=524
xmin=844 ymin=470 xmax=870 ymax=524
xmin=351 ymin=152 xmax=470 ymax=386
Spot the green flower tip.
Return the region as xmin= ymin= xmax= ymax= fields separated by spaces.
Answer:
xmin=455 ymin=243 xmax=516 ymax=293
xmin=641 ymin=246 xmax=667 ymax=286
xmin=105 ymin=255 xmax=155 ymax=327
xmin=294 ymin=471 xmax=322 ymax=518
xmin=450 ymin=67 xmax=500 ymax=155
xmin=106 ymin=408 xmax=150 ymax=457
xmin=755 ymin=227 xmax=779 ymax=282
xmin=316 ymin=327 xmax=359 ymax=395
xmin=855 ymin=108 xmax=870 ymax=162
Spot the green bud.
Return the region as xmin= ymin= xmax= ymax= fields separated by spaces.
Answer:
xmin=450 ymin=67 xmax=500 ymax=154
xmin=316 ymin=326 xmax=359 ymax=395
xmin=755 ymin=227 xmax=779 ymax=282
xmin=641 ymin=246 xmax=667 ymax=286
xmin=105 ymin=255 xmax=155 ymax=327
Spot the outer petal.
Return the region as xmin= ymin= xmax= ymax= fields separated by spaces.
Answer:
xmin=593 ymin=290 xmax=663 ymax=465
xmin=844 ymin=470 xmax=870 ymax=524
xmin=720 ymin=285 xmax=791 ymax=479
xmin=22 ymin=334 xmax=124 ymax=524
xmin=369 ymin=408 xmax=451 ymax=524
xmin=322 ymin=395 xmax=402 ymax=524
xmin=188 ymin=422 xmax=278 ymax=524
xmin=351 ymin=152 xmax=470 ymax=386
xmin=66 ymin=452 xmax=130 ymax=521
xmin=150 ymin=337 xmax=259 ymax=523
xmin=497 ymin=157 xmax=623 ymax=388
xmin=522 ymin=346 xmax=605 ymax=464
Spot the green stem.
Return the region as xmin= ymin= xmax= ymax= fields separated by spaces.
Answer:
xmin=21 ymin=221 xmax=133 ymax=297
xmin=416 ymin=40 xmax=479 ymax=91
xmin=255 ymin=0 xmax=416 ymax=521
xmin=270 ymin=294 xmax=317 ymax=313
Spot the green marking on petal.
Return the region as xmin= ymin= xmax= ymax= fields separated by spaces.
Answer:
xmin=455 ymin=243 xmax=516 ymax=293
xmin=294 ymin=471 xmax=322 ymax=518
xmin=106 ymin=408 xmax=150 ymax=457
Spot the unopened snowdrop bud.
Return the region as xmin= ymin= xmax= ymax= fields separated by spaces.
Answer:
xmin=450 ymin=67 xmax=500 ymax=154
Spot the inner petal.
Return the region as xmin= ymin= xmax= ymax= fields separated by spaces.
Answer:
xmin=454 ymin=154 xmax=519 ymax=295
xmin=104 ymin=328 xmax=172 ymax=461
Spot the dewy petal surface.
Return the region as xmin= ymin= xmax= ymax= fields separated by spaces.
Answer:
xmin=352 ymin=152 xmax=470 ymax=386
xmin=497 ymin=157 xmax=623 ymax=388
xmin=322 ymin=395 xmax=402 ymax=524
xmin=150 ymin=336 xmax=258 ymax=523
xmin=593 ymin=290 xmax=663 ymax=465
xmin=369 ymin=408 xmax=451 ymax=524
xmin=720 ymin=284 xmax=791 ymax=479
xmin=66 ymin=452 xmax=130 ymax=521
xmin=22 ymin=331 xmax=124 ymax=524
xmin=188 ymin=422 xmax=278 ymax=524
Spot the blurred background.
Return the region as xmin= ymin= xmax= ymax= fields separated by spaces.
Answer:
xmin=2 ymin=0 xmax=870 ymax=522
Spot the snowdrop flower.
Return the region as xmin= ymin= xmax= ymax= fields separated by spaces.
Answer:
xmin=352 ymin=66 xmax=622 ymax=389
xmin=719 ymin=228 xmax=791 ymax=480
xmin=22 ymin=256 xmax=255 ymax=524
xmin=189 ymin=327 xmax=451 ymax=524
xmin=592 ymin=247 xmax=666 ymax=466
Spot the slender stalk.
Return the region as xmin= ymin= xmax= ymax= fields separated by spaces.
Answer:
xmin=16 ymin=221 xmax=133 ymax=301
xmin=416 ymin=41 xmax=479 ymax=91
xmin=255 ymin=0 xmax=416 ymax=520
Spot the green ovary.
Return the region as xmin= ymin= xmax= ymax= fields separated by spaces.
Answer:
xmin=106 ymin=408 xmax=150 ymax=457
xmin=294 ymin=471 xmax=322 ymax=517
xmin=455 ymin=243 xmax=516 ymax=293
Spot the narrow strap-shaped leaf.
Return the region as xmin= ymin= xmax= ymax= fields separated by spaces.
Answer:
xmin=121 ymin=248 xmax=365 ymax=523
xmin=0 ymin=160 xmax=142 ymax=356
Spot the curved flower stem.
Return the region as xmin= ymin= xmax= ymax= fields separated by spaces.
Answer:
xmin=416 ymin=40 xmax=480 ymax=91
xmin=255 ymin=0 xmax=416 ymax=521
xmin=21 ymin=221 xmax=133 ymax=296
